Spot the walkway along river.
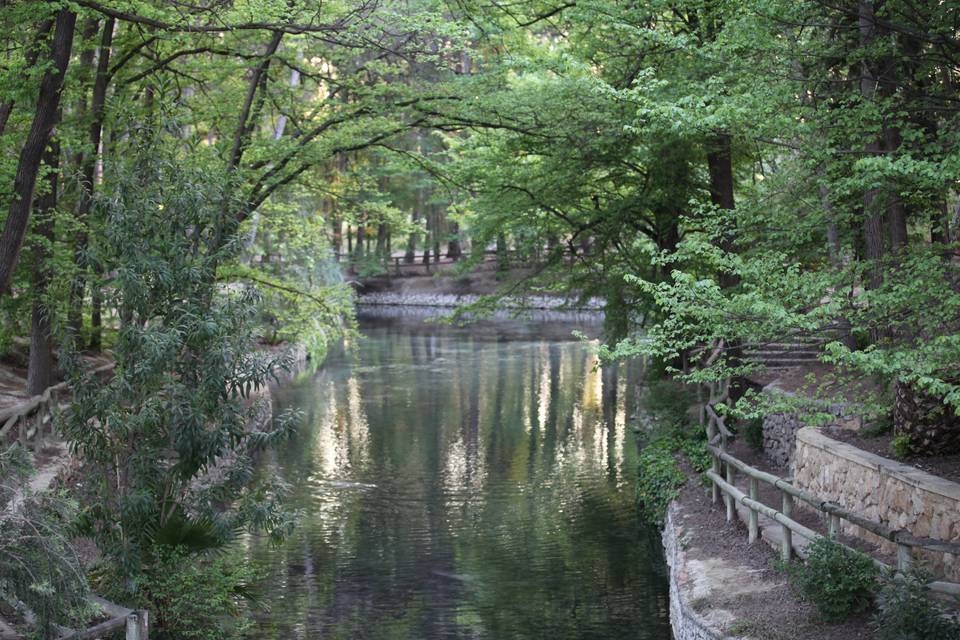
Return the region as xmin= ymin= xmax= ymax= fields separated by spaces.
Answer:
xmin=244 ymin=309 xmax=672 ymax=639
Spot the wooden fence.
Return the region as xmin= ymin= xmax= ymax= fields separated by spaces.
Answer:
xmin=0 ymin=363 xmax=114 ymax=450
xmin=701 ymin=378 xmax=960 ymax=599
xmin=0 ymin=364 xmax=150 ymax=639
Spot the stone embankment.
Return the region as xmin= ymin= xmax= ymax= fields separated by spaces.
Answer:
xmin=356 ymin=290 xmax=605 ymax=310
xmin=662 ymin=504 xmax=727 ymax=640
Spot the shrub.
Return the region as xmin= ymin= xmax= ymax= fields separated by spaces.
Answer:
xmin=98 ymin=547 xmax=260 ymax=640
xmin=0 ymin=447 xmax=93 ymax=639
xmin=678 ymin=437 xmax=712 ymax=474
xmin=789 ymin=537 xmax=879 ymax=621
xmin=636 ymin=438 xmax=686 ymax=524
xmin=743 ymin=417 xmax=764 ymax=452
xmin=873 ymin=571 xmax=960 ymax=640
xmin=890 ymin=434 xmax=912 ymax=458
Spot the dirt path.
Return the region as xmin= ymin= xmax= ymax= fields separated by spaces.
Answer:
xmin=672 ymin=470 xmax=876 ymax=639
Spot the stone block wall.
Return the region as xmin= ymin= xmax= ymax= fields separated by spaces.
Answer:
xmin=762 ymin=412 xmax=806 ymax=468
xmin=793 ymin=427 xmax=960 ymax=582
xmin=761 ymin=394 xmax=861 ymax=469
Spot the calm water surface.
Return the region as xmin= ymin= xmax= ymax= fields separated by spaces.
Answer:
xmin=246 ymin=310 xmax=672 ymax=639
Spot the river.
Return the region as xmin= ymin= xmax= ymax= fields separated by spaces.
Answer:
xmin=245 ymin=308 xmax=672 ymax=639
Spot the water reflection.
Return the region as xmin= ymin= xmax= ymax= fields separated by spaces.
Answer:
xmin=247 ymin=315 xmax=671 ymax=639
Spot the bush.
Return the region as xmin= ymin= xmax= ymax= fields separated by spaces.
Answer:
xmin=789 ymin=537 xmax=879 ymax=621
xmin=678 ymin=437 xmax=712 ymax=474
xmin=743 ymin=417 xmax=764 ymax=452
xmin=0 ymin=447 xmax=93 ymax=639
xmin=636 ymin=438 xmax=686 ymax=524
xmin=99 ymin=547 xmax=260 ymax=640
xmin=873 ymin=571 xmax=960 ymax=640
xmin=890 ymin=434 xmax=912 ymax=458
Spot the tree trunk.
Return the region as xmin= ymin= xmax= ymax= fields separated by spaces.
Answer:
xmin=859 ymin=0 xmax=886 ymax=289
xmin=446 ymin=220 xmax=462 ymax=260
xmin=432 ymin=205 xmax=441 ymax=264
xmin=496 ymin=233 xmax=509 ymax=278
xmin=355 ymin=221 xmax=366 ymax=259
xmin=706 ymin=132 xmax=738 ymax=290
xmin=404 ymin=206 xmax=418 ymax=263
xmin=77 ymin=18 xmax=114 ymax=347
xmin=0 ymin=8 xmax=76 ymax=295
xmin=705 ymin=131 xmax=746 ymax=396
xmin=884 ymin=126 xmax=907 ymax=251
xmin=331 ymin=212 xmax=342 ymax=259
xmin=27 ymin=136 xmax=60 ymax=396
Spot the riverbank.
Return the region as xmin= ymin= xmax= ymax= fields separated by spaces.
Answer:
xmin=353 ymin=262 xmax=604 ymax=311
xmin=356 ymin=290 xmax=604 ymax=310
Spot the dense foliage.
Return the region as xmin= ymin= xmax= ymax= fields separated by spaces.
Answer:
xmin=0 ymin=447 xmax=92 ymax=636
xmin=873 ymin=571 xmax=960 ymax=640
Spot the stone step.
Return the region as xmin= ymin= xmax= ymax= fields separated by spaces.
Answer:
xmin=744 ymin=351 xmax=821 ymax=360
xmin=745 ymin=343 xmax=823 ymax=350
xmin=751 ymin=360 xmax=824 ymax=368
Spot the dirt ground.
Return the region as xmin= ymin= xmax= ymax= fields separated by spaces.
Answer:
xmin=675 ymin=462 xmax=878 ymax=640
xmin=823 ymin=426 xmax=960 ymax=485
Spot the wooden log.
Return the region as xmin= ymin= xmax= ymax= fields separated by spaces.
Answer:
xmin=781 ymin=491 xmax=793 ymax=562
xmin=725 ymin=461 xmax=736 ymax=522
xmin=711 ymin=453 xmax=721 ymax=504
xmin=60 ymin=616 xmax=127 ymax=640
xmin=0 ymin=413 xmax=18 ymax=439
xmin=706 ymin=470 xmax=960 ymax=598
xmin=707 ymin=445 xmax=950 ymax=549
xmin=126 ymin=611 xmax=148 ymax=640
xmin=928 ymin=580 xmax=960 ymax=598
xmin=705 ymin=405 xmax=734 ymax=439
xmin=897 ymin=543 xmax=914 ymax=573
xmin=829 ymin=513 xmax=840 ymax=539
xmin=707 ymin=470 xmax=822 ymax=544
xmin=31 ymin=411 xmax=41 ymax=452
xmin=748 ymin=477 xmax=759 ymax=543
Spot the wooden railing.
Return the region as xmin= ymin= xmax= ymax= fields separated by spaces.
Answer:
xmin=700 ymin=374 xmax=960 ymax=599
xmin=0 ymin=363 xmax=114 ymax=451
xmin=0 ymin=364 xmax=150 ymax=639
xmin=61 ymin=598 xmax=148 ymax=640
xmin=8 ymin=595 xmax=150 ymax=640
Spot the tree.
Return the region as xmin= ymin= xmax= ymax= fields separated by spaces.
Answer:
xmin=0 ymin=6 xmax=75 ymax=294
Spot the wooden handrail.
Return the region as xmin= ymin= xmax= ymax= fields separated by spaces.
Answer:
xmin=0 ymin=363 xmax=115 ymax=445
xmin=707 ymin=444 xmax=960 ymax=556
xmin=706 ymin=439 xmax=960 ymax=598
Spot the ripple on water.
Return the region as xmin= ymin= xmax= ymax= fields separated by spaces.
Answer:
xmin=247 ymin=321 xmax=671 ymax=640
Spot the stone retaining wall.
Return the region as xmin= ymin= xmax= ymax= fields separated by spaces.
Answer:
xmin=793 ymin=427 xmax=960 ymax=581
xmin=761 ymin=392 xmax=861 ymax=469
xmin=356 ymin=290 xmax=605 ymax=310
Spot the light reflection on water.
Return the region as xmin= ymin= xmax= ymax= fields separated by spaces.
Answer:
xmin=246 ymin=312 xmax=672 ymax=639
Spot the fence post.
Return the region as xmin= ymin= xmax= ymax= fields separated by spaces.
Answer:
xmin=828 ymin=514 xmax=841 ymax=539
xmin=896 ymin=543 xmax=914 ymax=573
xmin=32 ymin=410 xmax=44 ymax=452
xmin=748 ymin=477 xmax=759 ymax=543
xmin=126 ymin=610 xmax=148 ymax=640
xmin=781 ymin=492 xmax=793 ymax=562
xmin=711 ymin=454 xmax=721 ymax=505
xmin=725 ymin=461 xmax=736 ymax=522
